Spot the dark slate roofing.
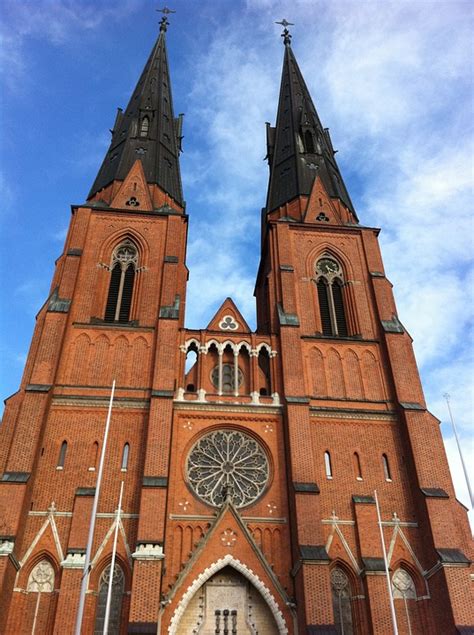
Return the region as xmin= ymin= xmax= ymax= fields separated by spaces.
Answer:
xmin=265 ymin=38 xmax=357 ymax=219
xmin=436 ymin=548 xmax=471 ymax=565
xmin=88 ymin=24 xmax=184 ymax=206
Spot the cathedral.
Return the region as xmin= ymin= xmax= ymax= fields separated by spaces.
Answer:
xmin=0 ymin=14 xmax=472 ymax=635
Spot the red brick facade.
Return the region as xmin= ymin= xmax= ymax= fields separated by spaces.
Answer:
xmin=0 ymin=24 xmax=472 ymax=635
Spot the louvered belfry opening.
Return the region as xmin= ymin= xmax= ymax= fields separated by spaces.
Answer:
xmin=332 ymin=279 xmax=348 ymax=336
xmin=119 ymin=265 xmax=135 ymax=322
xmin=317 ymin=280 xmax=332 ymax=335
xmin=316 ymin=257 xmax=349 ymax=337
xmin=104 ymin=263 xmax=122 ymax=322
xmin=104 ymin=240 xmax=138 ymax=323
xmin=304 ymin=129 xmax=315 ymax=154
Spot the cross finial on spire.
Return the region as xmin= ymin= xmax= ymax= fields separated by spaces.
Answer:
xmin=156 ymin=6 xmax=176 ymax=32
xmin=275 ymin=18 xmax=294 ymax=46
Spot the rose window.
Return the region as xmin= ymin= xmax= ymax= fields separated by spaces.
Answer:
xmin=211 ymin=364 xmax=243 ymax=393
xmin=187 ymin=430 xmax=269 ymax=508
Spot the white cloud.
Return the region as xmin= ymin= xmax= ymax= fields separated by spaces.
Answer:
xmin=0 ymin=0 xmax=139 ymax=90
xmin=179 ymin=1 xmax=473 ymax=523
xmin=1 ymin=0 xmax=472 ymax=522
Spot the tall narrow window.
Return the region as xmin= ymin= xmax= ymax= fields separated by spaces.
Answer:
xmin=324 ymin=451 xmax=333 ymax=479
xmin=26 ymin=560 xmax=55 ymax=634
xmin=104 ymin=241 xmax=138 ymax=323
xmin=353 ymin=452 xmax=362 ymax=480
xmin=89 ymin=442 xmax=99 ymax=471
xmin=382 ymin=453 xmax=392 ymax=481
xmin=94 ymin=563 xmax=124 ymax=635
xmin=304 ymin=129 xmax=315 ymax=153
xmin=140 ymin=116 xmax=149 ymax=137
xmin=331 ymin=567 xmax=354 ymax=635
xmin=121 ymin=443 xmax=130 ymax=471
xmin=57 ymin=441 xmax=67 ymax=469
xmin=392 ymin=568 xmax=417 ymax=635
xmin=332 ymin=279 xmax=348 ymax=336
xmin=315 ymin=257 xmax=349 ymax=337
xmin=317 ymin=280 xmax=332 ymax=335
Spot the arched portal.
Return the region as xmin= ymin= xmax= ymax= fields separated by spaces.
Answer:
xmin=169 ymin=558 xmax=288 ymax=635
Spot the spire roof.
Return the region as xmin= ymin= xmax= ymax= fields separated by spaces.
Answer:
xmin=265 ymin=31 xmax=356 ymax=219
xmin=88 ymin=21 xmax=184 ymax=206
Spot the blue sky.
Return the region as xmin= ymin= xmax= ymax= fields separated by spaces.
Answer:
xmin=1 ymin=0 xmax=472 ymax=516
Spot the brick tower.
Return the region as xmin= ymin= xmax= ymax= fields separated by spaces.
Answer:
xmin=0 ymin=17 xmax=472 ymax=635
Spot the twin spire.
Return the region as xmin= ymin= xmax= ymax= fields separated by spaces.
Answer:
xmin=88 ymin=11 xmax=184 ymax=206
xmin=265 ymin=21 xmax=356 ymax=218
xmin=88 ymin=17 xmax=356 ymax=220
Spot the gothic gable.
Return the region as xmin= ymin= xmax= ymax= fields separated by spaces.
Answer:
xmin=206 ymin=297 xmax=251 ymax=333
xmin=110 ymin=159 xmax=154 ymax=211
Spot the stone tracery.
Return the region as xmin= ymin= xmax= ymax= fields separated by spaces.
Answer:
xmin=187 ymin=430 xmax=269 ymax=508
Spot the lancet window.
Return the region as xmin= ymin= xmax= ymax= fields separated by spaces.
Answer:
xmin=392 ymin=568 xmax=417 ymax=634
xmin=353 ymin=452 xmax=362 ymax=480
xmin=140 ymin=116 xmax=149 ymax=137
xmin=57 ymin=441 xmax=67 ymax=469
xmin=331 ymin=567 xmax=354 ymax=635
xmin=104 ymin=240 xmax=138 ymax=323
xmin=93 ymin=563 xmax=125 ymax=635
xmin=324 ymin=451 xmax=333 ymax=479
xmin=315 ymin=257 xmax=348 ymax=337
xmin=121 ymin=443 xmax=130 ymax=470
xmin=382 ymin=453 xmax=392 ymax=481
xmin=304 ymin=129 xmax=315 ymax=154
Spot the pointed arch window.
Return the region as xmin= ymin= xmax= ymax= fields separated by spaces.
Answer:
xmin=27 ymin=559 xmax=55 ymax=593
xmin=331 ymin=567 xmax=354 ymax=635
xmin=89 ymin=441 xmax=99 ymax=471
xmin=353 ymin=452 xmax=362 ymax=480
xmin=140 ymin=116 xmax=149 ymax=137
xmin=392 ymin=568 xmax=417 ymax=634
xmin=382 ymin=453 xmax=392 ymax=481
xmin=94 ymin=563 xmax=125 ymax=635
xmin=324 ymin=451 xmax=333 ymax=479
xmin=315 ymin=257 xmax=348 ymax=337
xmin=304 ymin=129 xmax=315 ymax=154
xmin=57 ymin=441 xmax=67 ymax=469
xmin=121 ymin=443 xmax=130 ymax=471
xmin=104 ymin=241 xmax=138 ymax=323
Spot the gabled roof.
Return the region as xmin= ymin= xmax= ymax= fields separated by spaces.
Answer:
xmin=165 ymin=497 xmax=291 ymax=616
xmin=88 ymin=21 xmax=184 ymax=206
xmin=206 ymin=297 xmax=251 ymax=333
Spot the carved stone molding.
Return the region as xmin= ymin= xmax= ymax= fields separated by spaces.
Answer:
xmin=61 ymin=552 xmax=86 ymax=569
xmin=0 ymin=539 xmax=14 ymax=556
xmin=132 ymin=543 xmax=164 ymax=560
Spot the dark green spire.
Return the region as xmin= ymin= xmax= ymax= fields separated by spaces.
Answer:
xmin=88 ymin=19 xmax=184 ymax=206
xmin=265 ymin=34 xmax=357 ymax=219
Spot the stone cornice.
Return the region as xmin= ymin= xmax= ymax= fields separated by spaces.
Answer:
xmin=173 ymin=402 xmax=282 ymax=415
xmin=310 ymin=408 xmax=397 ymax=422
xmin=51 ymin=395 xmax=149 ymax=409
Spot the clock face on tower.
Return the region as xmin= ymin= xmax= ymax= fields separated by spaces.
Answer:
xmin=186 ymin=430 xmax=269 ymax=508
xmin=316 ymin=258 xmax=340 ymax=275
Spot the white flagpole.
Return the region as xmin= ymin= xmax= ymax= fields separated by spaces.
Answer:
xmin=103 ymin=480 xmax=124 ymax=634
xmin=374 ymin=490 xmax=399 ymax=635
xmin=443 ymin=393 xmax=474 ymax=508
xmin=75 ymin=380 xmax=116 ymax=635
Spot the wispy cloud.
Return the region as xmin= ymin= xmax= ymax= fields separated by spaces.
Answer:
xmin=180 ymin=1 xmax=473 ymax=509
xmin=0 ymin=0 xmax=139 ymax=90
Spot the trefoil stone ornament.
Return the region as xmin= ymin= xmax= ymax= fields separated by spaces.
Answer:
xmin=219 ymin=315 xmax=239 ymax=331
